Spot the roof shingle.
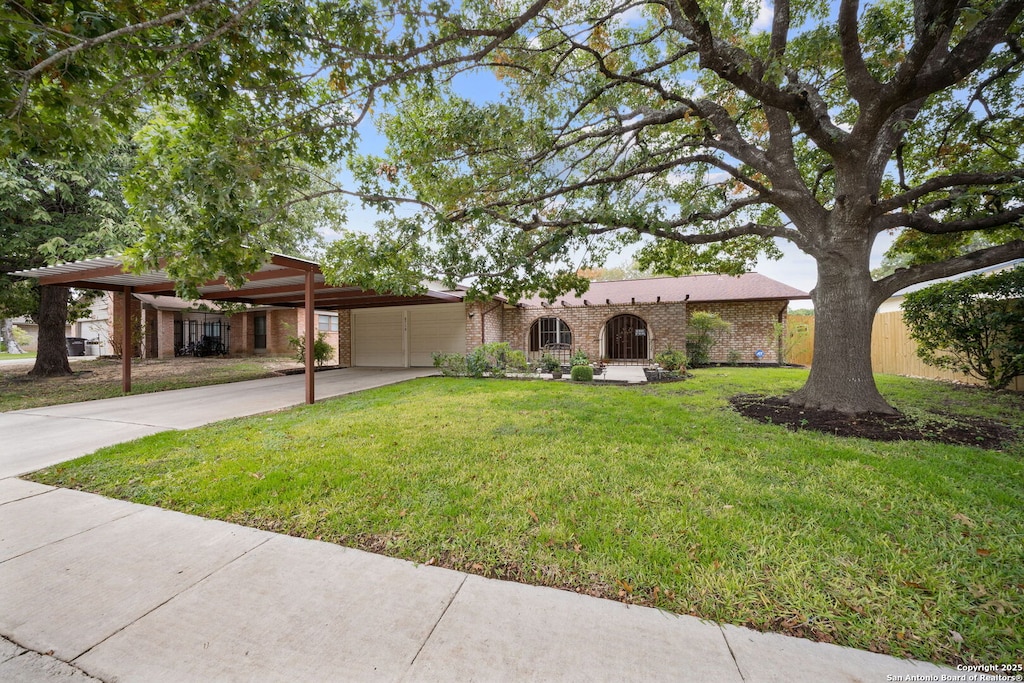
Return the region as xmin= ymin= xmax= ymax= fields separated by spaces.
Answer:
xmin=518 ymin=273 xmax=809 ymax=307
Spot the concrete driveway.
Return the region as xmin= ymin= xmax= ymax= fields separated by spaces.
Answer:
xmin=0 ymin=367 xmax=436 ymax=479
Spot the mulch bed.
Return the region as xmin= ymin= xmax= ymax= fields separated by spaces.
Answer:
xmin=729 ymin=394 xmax=1019 ymax=450
xmin=643 ymin=368 xmax=688 ymax=383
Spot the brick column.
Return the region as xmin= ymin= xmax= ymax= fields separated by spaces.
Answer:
xmin=156 ymin=309 xmax=176 ymax=358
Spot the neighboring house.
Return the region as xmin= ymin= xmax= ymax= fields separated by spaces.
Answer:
xmin=113 ymin=272 xmax=809 ymax=367
xmin=11 ymin=293 xmax=113 ymax=355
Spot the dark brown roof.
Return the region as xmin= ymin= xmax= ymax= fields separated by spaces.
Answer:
xmin=518 ymin=273 xmax=809 ymax=307
xmin=13 ymin=253 xmax=466 ymax=310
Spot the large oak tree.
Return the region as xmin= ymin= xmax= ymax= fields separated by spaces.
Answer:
xmin=0 ymin=148 xmax=139 ymax=376
xmin=330 ymin=0 xmax=1024 ymax=414
xmin=4 ymin=0 xmax=1023 ymax=413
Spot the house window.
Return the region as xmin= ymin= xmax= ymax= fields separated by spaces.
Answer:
xmin=529 ymin=317 xmax=572 ymax=351
xmin=254 ymin=315 xmax=267 ymax=350
xmin=318 ymin=314 xmax=338 ymax=332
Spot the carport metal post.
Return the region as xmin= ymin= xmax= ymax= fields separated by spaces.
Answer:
xmin=305 ymin=268 xmax=315 ymax=404
xmin=122 ymin=285 xmax=132 ymax=393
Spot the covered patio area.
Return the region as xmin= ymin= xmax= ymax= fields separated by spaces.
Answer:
xmin=13 ymin=253 xmax=458 ymax=404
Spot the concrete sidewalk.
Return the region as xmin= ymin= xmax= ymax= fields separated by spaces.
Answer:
xmin=0 ymin=479 xmax=955 ymax=683
xmin=0 ymin=367 xmax=436 ymax=479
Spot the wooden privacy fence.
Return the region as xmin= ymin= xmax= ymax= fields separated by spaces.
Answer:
xmin=785 ymin=311 xmax=1023 ymax=391
xmin=786 ymin=315 xmax=815 ymax=367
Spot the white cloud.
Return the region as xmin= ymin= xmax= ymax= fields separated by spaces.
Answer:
xmin=753 ymin=0 xmax=773 ymax=32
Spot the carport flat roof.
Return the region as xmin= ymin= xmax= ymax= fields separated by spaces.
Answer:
xmin=12 ymin=253 xmax=464 ymax=310
xmin=13 ymin=252 xmax=462 ymax=404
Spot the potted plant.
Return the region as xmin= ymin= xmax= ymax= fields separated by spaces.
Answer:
xmin=539 ymin=353 xmax=562 ymax=379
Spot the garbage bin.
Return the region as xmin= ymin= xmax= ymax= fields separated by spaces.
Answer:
xmin=66 ymin=337 xmax=87 ymax=356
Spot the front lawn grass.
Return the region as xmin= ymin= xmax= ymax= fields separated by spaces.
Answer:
xmin=28 ymin=368 xmax=1024 ymax=666
xmin=0 ymin=352 xmax=35 ymax=361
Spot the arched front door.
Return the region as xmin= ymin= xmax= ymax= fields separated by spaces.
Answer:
xmin=604 ymin=314 xmax=648 ymax=360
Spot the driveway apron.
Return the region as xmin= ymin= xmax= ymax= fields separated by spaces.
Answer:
xmin=0 ymin=367 xmax=436 ymax=479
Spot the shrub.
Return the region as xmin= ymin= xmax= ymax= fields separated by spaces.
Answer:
xmin=432 ymin=352 xmax=468 ymax=377
xmin=538 ymin=353 xmax=562 ymax=373
xmin=686 ymin=312 xmax=732 ymax=366
xmin=466 ymin=346 xmax=491 ymax=378
xmin=570 ymin=349 xmax=590 ymax=366
xmin=506 ymin=349 xmax=529 ymax=373
xmin=435 ymin=344 xmax=529 ymax=379
xmin=902 ymin=266 xmax=1024 ymax=389
xmin=654 ymin=346 xmax=687 ymax=371
xmin=570 ymin=365 xmax=594 ymax=382
xmin=288 ymin=332 xmax=334 ymax=367
xmin=726 ymin=350 xmax=742 ymax=365
xmin=461 ymin=342 xmax=525 ymax=378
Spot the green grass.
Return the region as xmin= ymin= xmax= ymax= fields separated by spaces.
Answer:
xmin=0 ymin=358 xmax=284 ymax=412
xmin=0 ymin=352 xmax=35 ymax=361
xmin=28 ymin=368 xmax=1024 ymax=666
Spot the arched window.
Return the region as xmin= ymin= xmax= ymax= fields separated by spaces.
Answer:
xmin=529 ymin=317 xmax=572 ymax=351
xmin=604 ymin=314 xmax=648 ymax=360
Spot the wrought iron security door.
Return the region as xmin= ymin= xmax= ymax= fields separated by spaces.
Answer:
xmin=605 ymin=314 xmax=648 ymax=361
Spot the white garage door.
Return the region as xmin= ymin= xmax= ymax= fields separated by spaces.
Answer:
xmin=352 ymin=303 xmax=466 ymax=367
xmin=409 ymin=304 xmax=467 ymax=366
xmin=352 ymin=308 xmax=405 ymax=367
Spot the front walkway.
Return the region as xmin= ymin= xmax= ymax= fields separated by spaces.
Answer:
xmin=0 ymin=367 xmax=436 ymax=479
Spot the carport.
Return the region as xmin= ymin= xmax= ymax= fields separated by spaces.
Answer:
xmin=13 ymin=253 xmax=462 ymax=404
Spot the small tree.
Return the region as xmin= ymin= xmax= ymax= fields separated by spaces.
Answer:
xmin=288 ymin=332 xmax=335 ymax=368
xmin=902 ymin=267 xmax=1024 ymax=390
xmin=686 ymin=313 xmax=732 ymax=367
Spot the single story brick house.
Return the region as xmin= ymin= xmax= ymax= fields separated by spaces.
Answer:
xmin=116 ymin=272 xmax=808 ymax=367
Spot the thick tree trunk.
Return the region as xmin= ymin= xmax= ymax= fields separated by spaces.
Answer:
xmin=788 ymin=259 xmax=896 ymax=415
xmin=28 ymin=286 xmax=73 ymax=378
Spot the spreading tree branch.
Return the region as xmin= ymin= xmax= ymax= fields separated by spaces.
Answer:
xmin=874 ymin=239 xmax=1024 ymax=299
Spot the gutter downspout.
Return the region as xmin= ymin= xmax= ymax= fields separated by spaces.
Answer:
xmin=777 ymin=302 xmax=789 ymax=365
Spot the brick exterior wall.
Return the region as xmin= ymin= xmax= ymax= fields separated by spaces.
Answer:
xmin=689 ymin=300 xmax=789 ymax=363
xmin=463 ymin=301 xmax=505 ymax=350
xmin=337 ymin=309 xmax=351 ymax=366
xmin=156 ymin=309 xmax=176 ymax=358
xmin=266 ymin=309 xmax=297 ymax=355
xmin=230 ymin=313 xmax=250 ymax=355
xmin=500 ymin=301 xmax=689 ymax=362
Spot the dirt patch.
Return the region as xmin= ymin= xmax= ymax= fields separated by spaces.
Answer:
xmin=0 ymin=356 xmax=308 ymax=411
xmin=3 ymin=356 xmax=303 ymax=384
xmin=729 ymin=394 xmax=1019 ymax=450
